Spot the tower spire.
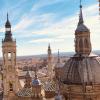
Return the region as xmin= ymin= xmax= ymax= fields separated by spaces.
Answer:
xmin=78 ymin=0 xmax=84 ymax=25
xmin=57 ymin=49 xmax=60 ymax=63
xmin=48 ymin=43 xmax=51 ymax=50
xmin=34 ymin=65 xmax=38 ymax=79
xmin=75 ymin=0 xmax=91 ymax=56
xmin=7 ymin=13 xmax=9 ymax=21
xmin=4 ymin=13 xmax=13 ymax=42
xmin=48 ymin=43 xmax=51 ymax=56
xmin=6 ymin=12 xmax=10 ymax=26
xmin=47 ymin=43 xmax=53 ymax=79
xmin=5 ymin=12 xmax=11 ymax=27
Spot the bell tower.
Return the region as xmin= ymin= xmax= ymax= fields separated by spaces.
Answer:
xmin=75 ymin=0 xmax=92 ymax=56
xmin=2 ymin=13 xmax=19 ymax=99
xmin=47 ymin=44 xmax=53 ymax=79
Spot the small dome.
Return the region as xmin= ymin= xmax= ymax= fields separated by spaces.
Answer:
xmin=32 ymin=79 xmax=41 ymax=85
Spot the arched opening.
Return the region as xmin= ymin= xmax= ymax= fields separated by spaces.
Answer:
xmin=8 ymin=52 xmax=11 ymax=61
xmin=79 ymin=39 xmax=83 ymax=52
xmin=84 ymin=39 xmax=89 ymax=48
xmin=87 ymin=98 xmax=92 ymax=100
xmin=9 ymin=82 xmax=13 ymax=91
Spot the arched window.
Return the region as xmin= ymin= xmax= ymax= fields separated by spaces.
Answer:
xmin=79 ymin=39 xmax=83 ymax=49
xmin=84 ymin=39 xmax=89 ymax=48
xmin=88 ymin=98 xmax=92 ymax=100
xmin=86 ymin=97 xmax=93 ymax=100
xmin=75 ymin=39 xmax=77 ymax=48
xmin=9 ymin=82 xmax=13 ymax=91
xmin=8 ymin=52 xmax=11 ymax=61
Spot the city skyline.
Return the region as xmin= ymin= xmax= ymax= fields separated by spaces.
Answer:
xmin=0 ymin=0 xmax=99 ymax=57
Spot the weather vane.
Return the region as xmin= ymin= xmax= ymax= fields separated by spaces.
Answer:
xmin=79 ymin=0 xmax=82 ymax=8
xmin=80 ymin=0 xmax=82 ymax=5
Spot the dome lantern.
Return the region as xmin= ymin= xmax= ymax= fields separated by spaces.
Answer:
xmin=75 ymin=0 xmax=92 ymax=56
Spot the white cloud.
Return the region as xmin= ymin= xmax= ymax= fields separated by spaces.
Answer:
xmin=32 ymin=0 xmax=64 ymax=11
xmin=28 ymin=3 xmax=100 ymax=54
xmin=13 ymin=13 xmax=55 ymax=34
xmin=29 ymin=37 xmax=65 ymax=43
xmin=0 ymin=28 xmax=5 ymax=33
xmin=1 ymin=2 xmax=100 ymax=56
xmin=13 ymin=17 xmax=34 ymax=32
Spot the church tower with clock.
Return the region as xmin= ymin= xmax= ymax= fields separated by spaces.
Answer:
xmin=2 ymin=14 xmax=19 ymax=100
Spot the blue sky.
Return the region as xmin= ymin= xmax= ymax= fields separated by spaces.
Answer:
xmin=0 ymin=0 xmax=99 ymax=56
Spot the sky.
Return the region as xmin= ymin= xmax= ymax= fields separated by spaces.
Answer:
xmin=0 ymin=0 xmax=99 ymax=56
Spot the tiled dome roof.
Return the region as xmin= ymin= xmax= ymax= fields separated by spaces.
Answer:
xmin=62 ymin=54 xmax=100 ymax=85
xmin=17 ymin=88 xmax=32 ymax=97
xmin=43 ymin=80 xmax=56 ymax=91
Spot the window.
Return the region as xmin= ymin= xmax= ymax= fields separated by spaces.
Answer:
xmin=9 ymin=82 xmax=13 ymax=91
xmin=6 ymin=28 xmax=11 ymax=31
xmin=84 ymin=39 xmax=89 ymax=48
xmin=8 ymin=52 xmax=11 ymax=60
xmin=79 ymin=39 xmax=83 ymax=48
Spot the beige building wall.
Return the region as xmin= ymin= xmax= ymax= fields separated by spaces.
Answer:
xmin=2 ymin=42 xmax=19 ymax=100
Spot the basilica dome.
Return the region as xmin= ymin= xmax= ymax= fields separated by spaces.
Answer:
xmin=62 ymin=53 xmax=100 ymax=85
xmin=61 ymin=4 xmax=100 ymax=86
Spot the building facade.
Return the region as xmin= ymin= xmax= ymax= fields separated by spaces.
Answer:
xmin=47 ymin=44 xmax=53 ymax=80
xmin=55 ymin=2 xmax=100 ymax=100
xmin=2 ymin=14 xmax=20 ymax=100
xmin=2 ymin=14 xmax=46 ymax=100
xmin=1 ymin=1 xmax=100 ymax=100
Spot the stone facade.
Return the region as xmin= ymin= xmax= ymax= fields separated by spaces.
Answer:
xmin=2 ymin=14 xmax=20 ymax=100
xmin=2 ymin=2 xmax=100 ymax=100
xmin=54 ymin=3 xmax=100 ymax=100
xmin=47 ymin=44 xmax=53 ymax=80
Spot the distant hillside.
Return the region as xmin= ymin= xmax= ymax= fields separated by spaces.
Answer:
xmin=16 ymin=50 xmax=100 ymax=60
xmin=0 ymin=50 xmax=100 ymax=61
